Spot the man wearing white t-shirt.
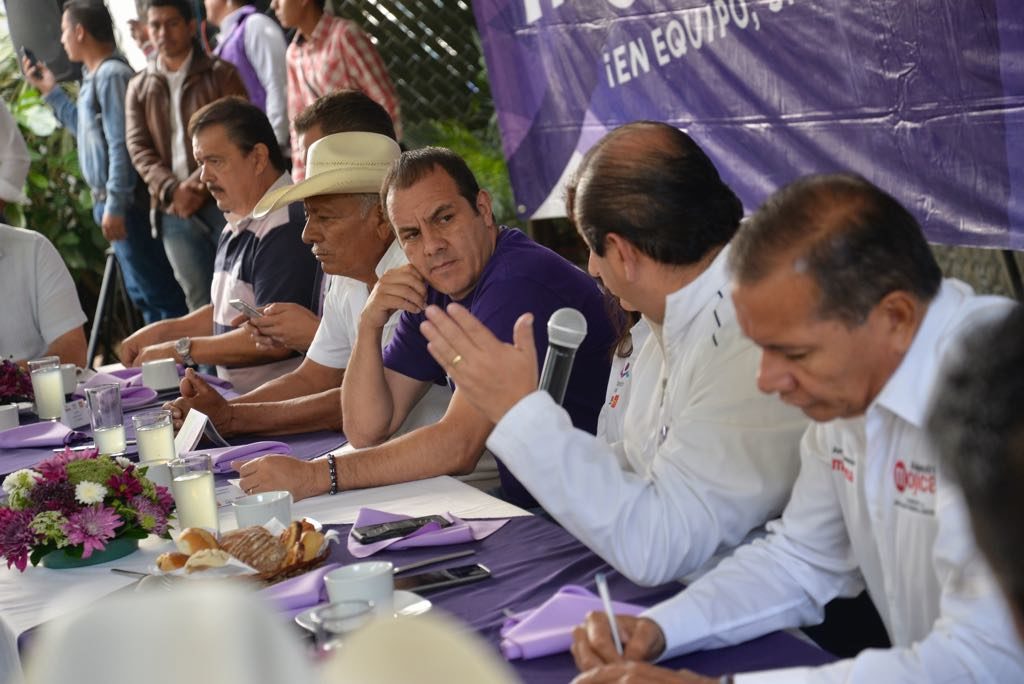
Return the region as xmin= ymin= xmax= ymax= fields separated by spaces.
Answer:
xmin=0 ymin=224 xmax=87 ymax=368
xmin=568 ymin=174 xmax=1024 ymax=683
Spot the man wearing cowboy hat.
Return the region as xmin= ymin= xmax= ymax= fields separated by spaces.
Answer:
xmin=120 ymin=97 xmax=317 ymax=393
xmin=234 ymin=146 xmax=615 ymax=507
xmin=165 ymin=113 xmax=450 ymax=444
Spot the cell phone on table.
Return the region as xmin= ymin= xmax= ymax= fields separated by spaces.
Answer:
xmin=352 ymin=515 xmax=451 ymax=544
xmin=393 ymin=563 xmax=491 ymax=593
xmin=229 ymin=298 xmax=263 ymax=319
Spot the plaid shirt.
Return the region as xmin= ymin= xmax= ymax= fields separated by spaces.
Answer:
xmin=286 ymin=13 xmax=402 ymax=180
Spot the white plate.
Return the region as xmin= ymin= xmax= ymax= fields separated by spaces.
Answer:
xmin=294 ymin=590 xmax=431 ymax=632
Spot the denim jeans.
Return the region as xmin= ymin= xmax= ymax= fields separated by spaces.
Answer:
xmin=159 ymin=200 xmax=225 ymax=311
xmin=93 ymin=202 xmax=187 ymax=324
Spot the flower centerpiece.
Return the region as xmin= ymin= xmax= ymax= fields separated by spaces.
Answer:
xmin=0 ymin=359 xmax=34 ymax=404
xmin=0 ymin=447 xmax=175 ymax=570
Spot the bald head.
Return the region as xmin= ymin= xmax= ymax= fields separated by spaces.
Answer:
xmin=568 ymin=121 xmax=742 ymax=266
xmin=729 ymin=174 xmax=942 ymax=326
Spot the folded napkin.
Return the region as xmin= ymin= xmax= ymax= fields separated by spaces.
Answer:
xmin=74 ymin=375 xmax=158 ymax=409
xmin=184 ymin=440 xmax=292 ymax=474
xmin=346 ymin=507 xmax=509 ymax=559
xmin=259 ymin=562 xmax=341 ymax=617
xmin=0 ymin=421 xmax=79 ymax=449
xmin=109 ymin=366 xmax=233 ymax=389
xmin=499 ymin=585 xmax=645 ymax=660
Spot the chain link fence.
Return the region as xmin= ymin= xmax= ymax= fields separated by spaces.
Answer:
xmin=328 ymin=0 xmax=492 ymax=132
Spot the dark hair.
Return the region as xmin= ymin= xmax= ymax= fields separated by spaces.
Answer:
xmin=567 ymin=121 xmax=742 ymax=266
xmin=293 ymin=90 xmax=396 ymax=140
xmin=146 ymin=0 xmax=193 ymax=22
xmin=928 ymin=305 xmax=1024 ymax=622
xmin=188 ymin=96 xmax=286 ymax=172
xmin=381 ymin=147 xmax=480 ymax=213
xmin=64 ymin=0 xmax=116 ymax=45
xmin=729 ymin=173 xmax=942 ymax=326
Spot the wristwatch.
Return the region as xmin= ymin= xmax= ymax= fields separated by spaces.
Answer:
xmin=175 ymin=337 xmax=196 ymax=368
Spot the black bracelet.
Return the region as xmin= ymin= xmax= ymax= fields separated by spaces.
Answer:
xmin=326 ymin=453 xmax=338 ymax=495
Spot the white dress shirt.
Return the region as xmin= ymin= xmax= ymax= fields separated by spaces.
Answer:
xmin=596 ymin=318 xmax=651 ymax=446
xmin=646 ymin=279 xmax=1024 ymax=682
xmin=487 ymin=246 xmax=808 ymax=585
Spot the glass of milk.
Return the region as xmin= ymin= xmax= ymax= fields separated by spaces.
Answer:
xmin=28 ymin=356 xmax=64 ymax=421
xmin=85 ymin=383 xmax=126 ymax=456
xmin=169 ymin=454 xmax=219 ymax=534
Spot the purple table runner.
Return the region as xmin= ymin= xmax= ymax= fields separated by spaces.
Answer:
xmin=323 ymin=516 xmax=836 ymax=681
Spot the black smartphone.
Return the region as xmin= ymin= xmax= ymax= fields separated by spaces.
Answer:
xmin=20 ymin=47 xmax=42 ymax=79
xmin=352 ymin=515 xmax=452 ymax=544
xmin=393 ymin=563 xmax=491 ymax=593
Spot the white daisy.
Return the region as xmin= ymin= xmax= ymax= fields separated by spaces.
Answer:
xmin=75 ymin=481 xmax=108 ymax=505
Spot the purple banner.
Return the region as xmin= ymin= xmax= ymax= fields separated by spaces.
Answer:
xmin=474 ymin=0 xmax=1024 ymax=249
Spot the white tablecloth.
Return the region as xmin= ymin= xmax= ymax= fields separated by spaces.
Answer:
xmin=0 ymin=476 xmax=528 ymax=681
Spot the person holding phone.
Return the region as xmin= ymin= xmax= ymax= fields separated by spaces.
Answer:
xmin=120 ymin=98 xmax=316 ymax=393
xmin=24 ymin=0 xmax=187 ymax=324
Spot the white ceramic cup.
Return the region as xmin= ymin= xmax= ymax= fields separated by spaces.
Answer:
xmin=0 ymin=404 xmax=18 ymax=431
xmin=141 ymin=358 xmax=180 ymax=391
xmin=60 ymin=364 xmax=78 ymax=395
xmin=324 ymin=562 xmax=395 ymax=617
xmin=232 ymin=490 xmax=293 ymax=528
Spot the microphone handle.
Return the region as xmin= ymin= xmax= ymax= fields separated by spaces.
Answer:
xmin=538 ymin=344 xmax=577 ymax=405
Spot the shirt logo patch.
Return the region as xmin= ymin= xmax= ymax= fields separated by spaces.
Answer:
xmin=830 ymin=447 xmax=855 ymax=484
xmin=619 ymin=362 xmax=631 ymax=379
xmin=609 ymin=394 xmax=620 ymax=409
xmin=893 ymin=459 xmax=936 ymax=515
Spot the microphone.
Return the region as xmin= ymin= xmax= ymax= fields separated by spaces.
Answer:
xmin=538 ymin=308 xmax=588 ymax=405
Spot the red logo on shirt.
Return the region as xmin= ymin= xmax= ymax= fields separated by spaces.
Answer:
xmin=831 ymin=458 xmax=854 ymax=483
xmin=894 ymin=460 xmax=935 ymax=495
xmin=609 ymin=394 xmax=620 ymax=409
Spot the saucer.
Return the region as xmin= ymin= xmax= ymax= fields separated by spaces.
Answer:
xmin=294 ymin=590 xmax=431 ymax=632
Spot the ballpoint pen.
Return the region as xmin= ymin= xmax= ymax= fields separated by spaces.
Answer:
xmin=595 ymin=572 xmax=624 ymax=655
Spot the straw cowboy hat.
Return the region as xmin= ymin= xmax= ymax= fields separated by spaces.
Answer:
xmin=252 ymin=131 xmax=401 ymax=217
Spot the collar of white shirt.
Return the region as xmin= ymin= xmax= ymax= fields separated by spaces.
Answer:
xmin=659 ymin=244 xmax=731 ymax=345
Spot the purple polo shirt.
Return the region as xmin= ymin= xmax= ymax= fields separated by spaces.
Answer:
xmin=384 ymin=228 xmax=615 ymax=508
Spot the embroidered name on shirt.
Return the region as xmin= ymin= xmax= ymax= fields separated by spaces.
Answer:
xmin=830 ymin=447 xmax=855 ymax=483
xmin=893 ymin=459 xmax=936 ymax=515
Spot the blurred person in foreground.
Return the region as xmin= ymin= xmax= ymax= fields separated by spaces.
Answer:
xmin=418 ymin=121 xmax=807 ymax=586
xmin=564 ymin=174 xmax=1024 ymax=682
xmin=929 ymin=304 xmax=1024 ymax=644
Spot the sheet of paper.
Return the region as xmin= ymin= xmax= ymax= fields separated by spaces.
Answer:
xmin=174 ymin=408 xmax=208 ymax=456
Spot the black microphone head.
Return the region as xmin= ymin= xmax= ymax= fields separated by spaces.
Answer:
xmin=547 ymin=308 xmax=588 ymax=350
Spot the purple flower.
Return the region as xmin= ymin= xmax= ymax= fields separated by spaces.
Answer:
xmin=37 ymin=448 xmax=97 ymax=482
xmin=0 ymin=508 xmax=39 ymax=571
xmin=130 ymin=495 xmax=170 ymax=535
xmin=106 ymin=468 xmax=143 ymax=500
xmin=154 ymin=486 xmax=175 ymax=515
xmin=28 ymin=480 xmax=78 ymax=516
xmin=63 ymin=505 xmax=122 ymax=559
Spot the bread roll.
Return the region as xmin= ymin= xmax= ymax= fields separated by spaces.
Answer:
xmin=156 ymin=551 xmax=189 ymax=572
xmin=177 ymin=527 xmax=219 ymax=555
xmin=185 ymin=548 xmax=231 ymax=573
xmin=280 ymin=520 xmax=303 ymax=549
xmin=299 ymin=530 xmax=325 ymax=561
xmin=220 ymin=526 xmax=287 ymax=572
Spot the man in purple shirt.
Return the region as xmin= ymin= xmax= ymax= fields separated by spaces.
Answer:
xmin=236 ymin=147 xmax=614 ymax=507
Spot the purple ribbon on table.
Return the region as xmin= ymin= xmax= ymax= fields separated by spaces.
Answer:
xmin=259 ymin=562 xmax=341 ymax=618
xmin=184 ymin=440 xmax=292 ymax=474
xmin=346 ymin=507 xmax=509 ymax=559
xmin=499 ymin=585 xmax=645 ymax=660
xmin=0 ymin=422 xmax=87 ymax=449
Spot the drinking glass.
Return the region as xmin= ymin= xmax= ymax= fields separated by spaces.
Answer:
xmin=308 ymin=600 xmax=374 ymax=655
xmin=85 ymin=384 xmax=126 ymax=456
xmin=28 ymin=356 xmax=64 ymax=420
xmin=169 ymin=454 xmax=219 ymax=534
xmin=133 ymin=409 xmax=176 ymax=463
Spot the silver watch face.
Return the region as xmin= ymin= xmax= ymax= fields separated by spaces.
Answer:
xmin=175 ymin=338 xmax=190 ymax=355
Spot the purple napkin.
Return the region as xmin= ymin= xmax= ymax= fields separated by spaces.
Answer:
xmin=184 ymin=440 xmax=292 ymax=474
xmin=259 ymin=562 xmax=340 ymax=618
xmin=499 ymin=585 xmax=645 ymax=660
xmin=346 ymin=507 xmax=509 ymax=559
xmin=74 ymin=374 xmax=157 ymax=408
xmin=109 ymin=366 xmax=233 ymax=389
xmin=0 ymin=421 xmax=74 ymax=448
